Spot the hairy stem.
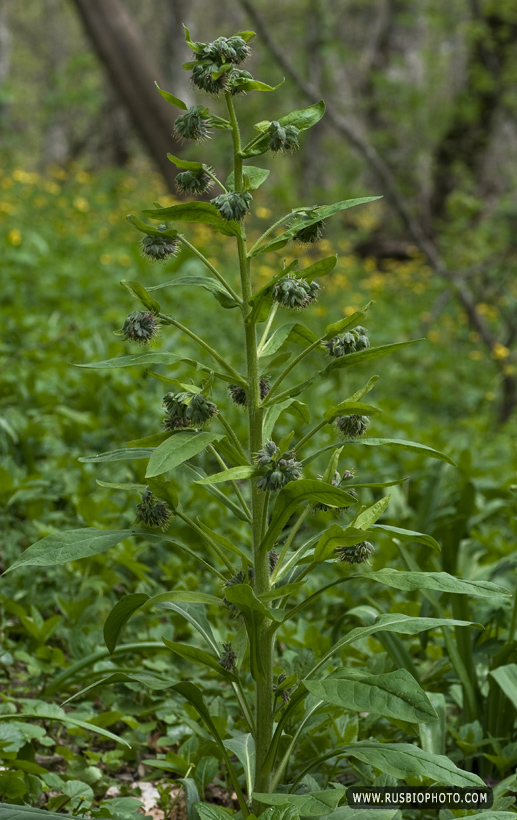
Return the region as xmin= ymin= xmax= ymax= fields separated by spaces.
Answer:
xmin=159 ymin=312 xmax=244 ymax=382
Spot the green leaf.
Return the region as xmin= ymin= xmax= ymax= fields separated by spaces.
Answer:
xmin=194 ymin=465 xmax=260 ymax=485
xmin=195 ymin=519 xmax=252 ymax=564
xmin=196 ymin=805 xmax=234 ymax=820
xmin=146 ymin=431 xmax=224 ymax=478
xmin=0 ymin=711 xmax=130 ymax=748
xmin=240 ymin=101 xmax=326 ymax=158
xmin=96 ymin=480 xmax=147 ymax=492
xmin=224 ymin=584 xmax=284 ymax=622
xmin=352 ymin=496 xmax=390 ymax=529
xmin=166 ymin=153 xmax=204 ymax=171
xmin=263 ymin=399 xmax=311 ymax=441
xmin=304 ymin=668 xmax=437 ymax=723
xmin=253 ymin=788 xmax=346 ymax=816
xmin=322 ymin=810 xmax=399 ymax=820
xmin=369 ymin=524 xmax=441 ymax=551
xmin=146 ymin=276 xmax=238 ymax=309
xmin=62 ymin=671 xmax=173 ymax=705
xmin=490 ymin=664 xmax=517 ymax=710
xmin=262 ymin=480 xmax=357 ymax=552
xmin=419 ymin=692 xmax=446 ymax=756
xmin=335 ymin=741 xmax=484 ymax=787
xmin=120 ymin=279 xmax=160 ymax=313
xmin=155 ymin=81 xmax=187 ymax=109
xmin=162 ymin=639 xmax=235 ymax=681
xmin=350 ymin=438 xmax=457 ymax=466
xmin=143 ymin=202 xmax=241 ymax=238
xmin=324 ymin=340 xmax=422 ymax=374
xmin=227 ymin=166 xmax=270 ymax=191
xmin=149 ymin=590 xmax=222 ymax=607
xmin=232 ymin=77 xmax=284 ymax=92
xmin=298 ymin=255 xmax=338 ymax=282
xmin=4 ymin=529 xmax=134 ymax=572
xmin=260 ymin=322 xmax=319 ymax=358
xmin=323 ymin=401 xmax=381 ymax=423
xmin=157 ymin=602 xmax=219 ymax=654
xmin=75 ymin=351 xmax=238 ymax=385
xmin=314 ymin=525 xmax=372 ymax=562
xmin=347 ymin=374 xmax=379 ymax=402
xmin=126 ymin=214 xmax=179 ymax=238
xmin=324 ymin=302 xmax=374 ymax=337
xmin=223 ymin=733 xmax=255 ymax=797
xmin=104 ymin=593 xmax=150 ymax=654
xmin=79 ymin=448 xmax=153 ymax=463
xmin=258 ymin=581 xmax=305 ymax=602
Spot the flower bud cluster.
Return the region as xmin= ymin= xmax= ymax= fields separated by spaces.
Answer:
xmin=136 ymin=488 xmax=173 ymax=531
xmin=175 ymin=169 xmax=213 ymax=195
xmin=336 ymin=541 xmax=374 ymax=565
xmin=174 ymin=106 xmax=211 ymax=142
xmin=274 ymin=672 xmax=293 ymax=703
xmin=211 ymin=191 xmax=252 ymax=221
xmin=256 ymin=440 xmax=303 ymax=491
xmin=219 ymin=642 xmax=237 ymax=671
xmin=335 ymin=414 xmax=370 ymax=438
xmin=325 ymin=326 xmax=370 ymax=358
xmin=141 ymin=226 xmax=180 ymax=262
xmin=223 ymin=569 xmax=249 ymax=615
xmin=122 ymin=311 xmax=160 ymax=345
xmin=189 ymin=35 xmax=251 ymax=95
xmin=228 ymin=378 xmax=270 ymax=406
xmin=196 ymin=36 xmax=251 ymax=66
xmin=294 ymin=219 xmax=325 ymax=245
xmin=268 ymin=121 xmax=300 ymax=152
xmin=314 ymin=469 xmax=357 ymax=513
xmin=273 ymin=276 xmax=320 ymax=311
xmin=163 ymin=391 xmax=218 ymax=430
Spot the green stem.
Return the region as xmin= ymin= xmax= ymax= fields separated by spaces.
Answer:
xmin=177 ymin=235 xmax=242 ymax=305
xmin=227 ymin=91 xmax=274 ymax=808
xmin=217 ymin=411 xmax=250 ymax=464
xmin=176 ymin=511 xmax=235 ymax=572
xmin=207 ymin=444 xmax=251 ymax=519
xmin=257 ymin=302 xmax=279 ymax=355
xmin=159 ymin=313 xmax=244 ymax=383
xmin=266 ymin=336 xmax=325 ymax=400
xmin=509 ymin=586 xmax=517 ymax=644
xmin=247 ymin=211 xmax=301 ymax=257
xmin=270 ymin=506 xmax=311 ymax=585
xmin=295 ymin=419 xmax=328 ymax=452
xmin=205 ymin=169 xmax=228 ymax=193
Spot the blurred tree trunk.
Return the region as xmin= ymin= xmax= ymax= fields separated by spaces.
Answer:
xmin=162 ymin=0 xmax=194 ymax=106
xmin=430 ymin=3 xmax=517 ymax=222
xmin=72 ymin=0 xmax=179 ymax=191
xmin=0 ymin=0 xmax=11 ymax=129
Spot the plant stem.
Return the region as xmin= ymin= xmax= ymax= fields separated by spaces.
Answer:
xmin=205 ymin=168 xmax=228 ymax=193
xmin=217 ymin=411 xmax=250 ymax=463
xmin=266 ymin=336 xmax=325 ymax=399
xmin=270 ymin=506 xmax=311 ymax=585
xmin=226 ymin=91 xmax=274 ymax=807
xmin=247 ymin=211 xmax=300 ymax=257
xmin=177 ymin=235 xmax=242 ymax=305
xmin=257 ymin=302 xmax=279 ymax=355
xmin=509 ymin=586 xmax=517 ymax=644
xmin=158 ymin=313 xmax=244 ymax=383
xmin=207 ymin=444 xmax=251 ymax=519
xmin=295 ymin=419 xmax=328 ymax=452
xmin=176 ymin=511 xmax=235 ymax=572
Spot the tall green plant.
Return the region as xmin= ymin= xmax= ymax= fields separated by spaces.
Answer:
xmin=3 ymin=26 xmax=513 ymax=820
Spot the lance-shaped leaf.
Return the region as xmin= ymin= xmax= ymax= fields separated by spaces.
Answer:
xmin=352 ymin=495 xmax=390 ymax=529
xmin=347 ymin=437 xmax=458 ymax=466
xmin=263 ymin=399 xmax=310 ymax=441
xmin=232 ymin=77 xmax=284 ymax=93
xmin=158 ymin=602 xmax=219 ymax=653
xmin=146 ymin=276 xmax=238 ymax=309
xmin=120 ymin=279 xmax=161 ymax=313
xmin=4 ymin=529 xmax=134 ymax=573
xmin=323 ymin=401 xmax=381 ymax=423
xmin=369 ymin=524 xmax=440 ymax=551
xmin=162 ymin=638 xmax=236 ymax=681
xmin=489 ymin=664 xmax=517 ymax=710
xmin=240 ymin=101 xmax=326 ymax=158
xmin=324 ymin=302 xmax=374 ymax=338
xmin=259 ymin=322 xmax=318 ymax=358
xmin=62 ymin=671 xmax=174 ymax=705
xmin=252 ymin=789 xmax=346 ymax=817
xmin=104 ymin=593 xmax=150 ymax=654
xmin=143 ymin=201 xmax=241 ymax=237
xmin=335 ymin=741 xmax=484 ymax=787
xmin=76 ymin=351 xmax=244 ymax=386
xmin=314 ymin=525 xmax=372 ymax=562
xmin=304 ymin=668 xmax=437 ymax=723
xmin=224 ymin=584 xmax=284 ymax=622
xmin=365 ymin=569 xmax=510 ymax=598
xmin=262 ymin=480 xmax=358 ymax=552
xmin=227 ymin=166 xmax=270 ymax=191
xmin=223 ymin=733 xmax=256 ymax=798
xmin=79 ymin=448 xmax=153 ymax=463
xmin=194 ymin=465 xmax=260 ymax=485
xmin=146 ymin=431 xmax=224 ymax=478
xmin=250 ymin=198 xmax=381 ymax=257
xmin=321 ymin=810 xmax=399 ymax=820
xmin=166 ymin=153 xmax=204 ymax=171
xmin=154 ymin=82 xmax=187 ymax=109
xmin=0 ymin=710 xmax=130 ymax=748
xmin=126 ymin=213 xmax=179 ymax=238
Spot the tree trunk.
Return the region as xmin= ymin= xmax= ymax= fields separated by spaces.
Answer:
xmin=72 ymin=0 xmax=180 ymax=191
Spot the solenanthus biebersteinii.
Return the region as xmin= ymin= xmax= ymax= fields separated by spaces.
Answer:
xmin=256 ymin=440 xmax=303 ymax=491
xmin=136 ymin=488 xmax=173 ymax=531
xmin=273 ymin=276 xmax=320 ymax=311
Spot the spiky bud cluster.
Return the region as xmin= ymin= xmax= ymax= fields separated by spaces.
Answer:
xmin=268 ymin=121 xmax=300 ymax=153
xmin=314 ymin=469 xmax=357 ymax=513
xmin=269 ymin=550 xmax=279 ymax=573
xmin=136 ymin=488 xmax=173 ymax=531
xmin=175 ymin=169 xmax=213 ymax=195
xmin=273 ymin=276 xmax=320 ymax=311
xmin=326 ymin=326 xmax=370 ymax=358
xmin=228 ymin=69 xmax=254 ymax=94
xmin=211 ymin=191 xmax=252 ymax=221
xmin=174 ymin=106 xmax=211 ymax=142
xmin=228 ymin=378 xmax=270 ymax=406
xmin=219 ymin=642 xmax=237 ymax=672
xmin=294 ymin=220 xmax=325 ymax=245
xmin=335 ymin=414 xmax=370 ymax=438
xmin=191 ymin=63 xmax=228 ymax=95
xmin=163 ymin=391 xmax=218 ymax=429
xmin=256 ymin=441 xmax=303 ymax=491
xmin=274 ymin=672 xmax=292 ymax=703
xmin=196 ymin=36 xmax=251 ymax=66
xmin=223 ymin=570 xmax=250 ymax=615
xmin=336 ymin=541 xmax=374 ymax=565
xmin=141 ymin=225 xmax=180 ymax=261
xmin=122 ymin=311 xmax=160 ymax=345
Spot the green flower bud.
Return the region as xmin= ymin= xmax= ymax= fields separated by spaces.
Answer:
xmin=185 ymin=392 xmax=218 ymax=423
xmin=122 ymin=311 xmax=160 ymax=344
xmin=256 ymin=440 xmax=279 ymax=467
xmin=268 ymin=121 xmax=300 ymax=153
xmin=326 ymin=326 xmax=370 ymax=357
xmin=162 ymin=391 xmax=191 ymax=429
xmin=211 ymin=191 xmax=252 ymax=221
xmin=197 ymin=36 xmax=251 ymax=66
xmin=219 ymin=641 xmax=237 ymax=671
xmin=273 ymin=276 xmax=320 ymax=311
xmin=174 ymin=106 xmax=211 ymax=141
xmin=191 ymin=62 xmax=228 ymax=94
xmin=141 ymin=227 xmax=180 ymax=262
xmin=175 ymin=169 xmax=213 ymax=195
xmin=228 ymin=378 xmax=270 ymax=406
xmin=228 ymin=69 xmax=254 ymax=94
xmin=223 ymin=570 xmax=249 ymax=615
xmin=256 ymin=441 xmax=303 ymax=491
xmin=336 ymin=541 xmax=374 ymax=564
xmin=136 ymin=488 xmax=173 ymax=531
xmin=313 ymin=469 xmax=357 ymax=512
xmin=335 ymin=414 xmax=370 ymax=437
xmin=293 ymin=219 xmax=325 ymax=245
